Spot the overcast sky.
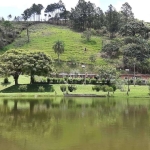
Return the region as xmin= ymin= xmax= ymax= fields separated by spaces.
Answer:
xmin=0 ymin=0 xmax=150 ymax=22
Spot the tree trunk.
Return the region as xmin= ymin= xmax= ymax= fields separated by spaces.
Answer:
xmin=27 ymin=26 xmax=30 ymax=43
xmin=30 ymin=73 xmax=34 ymax=84
xmin=13 ymin=72 xmax=19 ymax=85
xmin=58 ymin=54 xmax=60 ymax=63
xmin=14 ymin=78 xmax=18 ymax=85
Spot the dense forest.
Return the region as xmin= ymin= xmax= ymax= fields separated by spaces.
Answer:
xmin=0 ymin=0 xmax=150 ymax=74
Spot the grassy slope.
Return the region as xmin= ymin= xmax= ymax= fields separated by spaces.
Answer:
xmin=6 ymin=23 xmax=105 ymax=65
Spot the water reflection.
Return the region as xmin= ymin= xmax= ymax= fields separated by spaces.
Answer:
xmin=0 ymin=98 xmax=149 ymax=150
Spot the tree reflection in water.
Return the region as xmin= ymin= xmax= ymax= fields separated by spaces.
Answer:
xmin=0 ymin=98 xmax=149 ymax=150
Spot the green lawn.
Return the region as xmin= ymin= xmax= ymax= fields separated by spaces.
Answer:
xmin=0 ymin=75 xmax=149 ymax=98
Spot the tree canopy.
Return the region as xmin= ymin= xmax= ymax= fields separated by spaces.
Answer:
xmin=0 ymin=50 xmax=53 ymax=85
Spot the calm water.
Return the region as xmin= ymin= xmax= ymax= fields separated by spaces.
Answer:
xmin=0 ymin=97 xmax=149 ymax=150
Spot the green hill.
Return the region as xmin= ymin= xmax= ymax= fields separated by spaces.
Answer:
xmin=5 ymin=23 xmax=105 ymax=65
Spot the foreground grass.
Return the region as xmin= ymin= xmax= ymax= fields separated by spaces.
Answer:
xmin=0 ymin=84 xmax=149 ymax=99
xmin=0 ymin=75 xmax=149 ymax=98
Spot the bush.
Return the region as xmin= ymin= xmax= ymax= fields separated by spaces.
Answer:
xmin=101 ymin=78 xmax=106 ymax=85
xmin=92 ymin=85 xmax=101 ymax=92
xmin=101 ymin=85 xmax=109 ymax=92
xmin=110 ymin=84 xmax=117 ymax=92
xmin=85 ymin=78 xmax=90 ymax=84
xmin=41 ymin=78 xmax=47 ymax=82
xmin=68 ymin=85 xmax=77 ymax=92
xmin=4 ymin=77 xmax=9 ymax=84
xmin=60 ymin=78 xmax=65 ymax=84
xmin=90 ymin=79 xmax=97 ymax=84
xmin=38 ymin=86 xmax=45 ymax=92
xmin=50 ymin=86 xmax=55 ymax=92
xmin=136 ymin=79 xmax=142 ymax=85
xmin=52 ymin=78 xmax=58 ymax=84
xmin=68 ymin=78 xmax=73 ymax=84
xmin=60 ymin=85 xmax=66 ymax=92
xmin=18 ymin=85 xmax=27 ymax=92
xmin=47 ymin=78 xmax=50 ymax=83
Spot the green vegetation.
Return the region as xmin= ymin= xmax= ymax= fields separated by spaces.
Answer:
xmin=0 ymin=75 xmax=149 ymax=98
xmin=0 ymin=0 xmax=150 ymax=99
xmin=5 ymin=24 xmax=104 ymax=65
xmin=1 ymin=84 xmax=54 ymax=93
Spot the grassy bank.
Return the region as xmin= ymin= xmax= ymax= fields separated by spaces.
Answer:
xmin=0 ymin=84 xmax=149 ymax=98
xmin=0 ymin=75 xmax=149 ymax=98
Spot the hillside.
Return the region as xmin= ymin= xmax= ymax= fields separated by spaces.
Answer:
xmin=1 ymin=20 xmax=150 ymax=74
xmin=4 ymin=23 xmax=106 ymax=67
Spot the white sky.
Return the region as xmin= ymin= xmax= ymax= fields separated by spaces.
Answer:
xmin=115 ymin=0 xmax=150 ymax=22
xmin=0 ymin=0 xmax=150 ymax=22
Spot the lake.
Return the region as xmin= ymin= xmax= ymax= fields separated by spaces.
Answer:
xmin=0 ymin=97 xmax=149 ymax=150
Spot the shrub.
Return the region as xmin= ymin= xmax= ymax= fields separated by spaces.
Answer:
xmin=130 ymin=79 xmax=133 ymax=84
xmin=38 ymin=86 xmax=45 ymax=92
xmin=68 ymin=85 xmax=77 ymax=92
xmin=4 ymin=77 xmax=9 ymax=84
xmin=105 ymin=86 xmax=113 ymax=96
xmin=73 ymin=78 xmax=78 ymax=84
xmin=18 ymin=85 xmax=27 ymax=92
xmin=101 ymin=78 xmax=106 ymax=85
xmin=76 ymin=78 xmax=84 ymax=84
xmin=59 ymin=78 xmax=65 ymax=84
xmin=101 ymin=85 xmax=109 ymax=92
xmin=85 ymin=78 xmax=90 ymax=84
xmin=60 ymin=85 xmax=66 ymax=92
xmin=92 ymin=85 xmax=101 ymax=92
xmin=50 ymin=86 xmax=55 ymax=92
xmin=136 ymin=79 xmax=142 ymax=85
xmin=81 ymin=29 xmax=92 ymax=41
xmin=47 ymin=78 xmax=50 ymax=83
xmin=90 ymin=79 xmax=97 ymax=84
xmin=41 ymin=78 xmax=47 ymax=82
xmin=110 ymin=84 xmax=117 ymax=92
xmin=68 ymin=78 xmax=73 ymax=84
xmin=52 ymin=78 xmax=58 ymax=84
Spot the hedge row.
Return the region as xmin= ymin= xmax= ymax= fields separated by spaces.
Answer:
xmin=46 ymin=78 xmax=113 ymax=85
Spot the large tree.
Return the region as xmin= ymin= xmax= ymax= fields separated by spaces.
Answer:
xmin=22 ymin=8 xmax=32 ymax=21
xmin=93 ymin=7 xmax=105 ymax=29
xmin=0 ymin=50 xmax=53 ymax=85
xmin=98 ymin=65 xmax=117 ymax=81
xmin=121 ymin=2 xmax=134 ymax=35
xmin=52 ymin=40 xmax=65 ymax=63
xmin=123 ymin=38 xmax=150 ymax=73
xmin=70 ymin=0 xmax=96 ymax=30
xmin=23 ymin=52 xmax=53 ymax=84
xmin=105 ymin=5 xmax=119 ymax=38
xmin=45 ymin=0 xmax=65 ymax=23
xmin=0 ymin=50 xmax=24 ymax=85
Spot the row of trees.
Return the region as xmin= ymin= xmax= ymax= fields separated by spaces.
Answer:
xmin=3 ymin=0 xmax=150 ymax=39
xmin=20 ymin=1 xmax=150 ymax=38
xmin=21 ymin=0 xmax=66 ymax=22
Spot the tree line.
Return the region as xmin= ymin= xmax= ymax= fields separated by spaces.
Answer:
xmin=1 ymin=1 xmax=134 ymax=31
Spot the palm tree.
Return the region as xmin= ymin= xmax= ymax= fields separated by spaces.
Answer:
xmin=52 ymin=40 xmax=64 ymax=63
